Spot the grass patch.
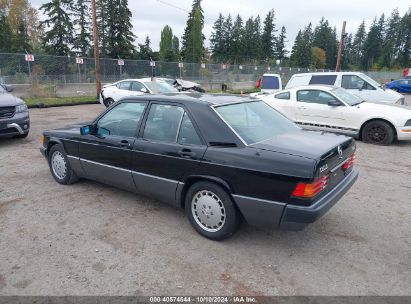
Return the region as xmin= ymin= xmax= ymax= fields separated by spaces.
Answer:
xmin=23 ymin=96 xmax=97 ymax=107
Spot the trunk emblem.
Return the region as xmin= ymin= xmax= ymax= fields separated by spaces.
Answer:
xmin=338 ymin=145 xmax=343 ymax=159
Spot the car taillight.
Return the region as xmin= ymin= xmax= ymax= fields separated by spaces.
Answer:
xmin=292 ymin=175 xmax=329 ymax=199
xmin=342 ymin=154 xmax=355 ymax=171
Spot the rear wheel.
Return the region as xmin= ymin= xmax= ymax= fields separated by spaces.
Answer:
xmin=185 ymin=181 xmax=241 ymax=241
xmin=104 ymin=98 xmax=115 ymax=108
xmin=48 ymin=144 xmax=78 ymax=185
xmin=361 ymin=120 xmax=395 ymax=145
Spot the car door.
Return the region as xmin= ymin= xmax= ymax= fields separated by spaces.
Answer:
xmin=130 ymin=81 xmax=148 ymax=96
xmin=341 ymin=75 xmax=375 ymax=101
xmin=78 ymin=101 xmax=147 ymax=191
xmin=264 ymin=91 xmax=296 ymax=120
xmin=295 ymin=89 xmax=346 ymax=131
xmin=113 ymin=81 xmax=132 ymax=100
xmin=131 ymin=103 xmax=207 ymax=206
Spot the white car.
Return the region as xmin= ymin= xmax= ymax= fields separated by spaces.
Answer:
xmin=259 ymin=85 xmax=411 ymax=145
xmin=250 ymin=73 xmax=282 ymax=97
xmin=100 ymin=78 xmax=179 ymax=107
xmin=285 ymin=72 xmax=406 ymax=106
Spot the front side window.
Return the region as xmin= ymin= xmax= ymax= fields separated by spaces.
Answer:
xmin=131 ymin=81 xmax=146 ymax=92
xmin=215 ymin=101 xmax=299 ymax=145
xmin=342 ymin=75 xmax=375 ymax=90
xmin=309 ymin=75 xmax=337 ymax=85
xmin=117 ymin=81 xmax=131 ymax=90
xmin=274 ymin=92 xmax=290 ymax=100
xmin=143 ymin=81 xmax=179 ymax=93
xmin=97 ymin=102 xmax=146 ymax=137
xmin=297 ymin=90 xmax=336 ymax=105
xmin=143 ymin=104 xmax=184 ymax=143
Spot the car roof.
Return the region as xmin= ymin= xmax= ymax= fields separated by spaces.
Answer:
xmin=116 ymin=78 xmax=165 ymax=83
xmin=285 ymin=85 xmax=338 ymax=91
xmin=291 ymin=72 xmax=363 ymax=77
xmin=120 ymin=93 xmax=257 ymax=106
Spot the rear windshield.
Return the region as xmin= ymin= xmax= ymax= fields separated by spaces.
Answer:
xmin=262 ymin=76 xmax=280 ymax=90
xmin=309 ymin=75 xmax=337 ymax=85
xmin=215 ymin=101 xmax=299 ymax=145
xmin=143 ymin=81 xmax=179 ymax=93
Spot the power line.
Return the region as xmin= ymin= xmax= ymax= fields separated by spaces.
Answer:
xmin=155 ymin=0 xmax=215 ymax=22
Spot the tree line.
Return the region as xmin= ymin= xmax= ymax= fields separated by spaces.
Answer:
xmin=0 ymin=0 xmax=410 ymax=71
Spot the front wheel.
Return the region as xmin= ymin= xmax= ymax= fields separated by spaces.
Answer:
xmin=361 ymin=120 xmax=395 ymax=145
xmin=185 ymin=181 xmax=241 ymax=241
xmin=104 ymin=98 xmax=115 ymax=108
xmin=48 ymin=144 xmax=78 ymax=185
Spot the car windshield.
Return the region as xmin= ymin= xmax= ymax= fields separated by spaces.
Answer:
xmin=361 ymin=74 xmax=381 ymax=88
xmin=331 ymin=87 xmax=363 ymax=106
xmin=143 ymin=81 xmax=179 ymax=93
xmin=215 ymin=101 xmax=299 ymax=145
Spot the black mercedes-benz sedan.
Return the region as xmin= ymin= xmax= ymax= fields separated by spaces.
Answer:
xmin=40 ymin=94 xmax=358 ymax=240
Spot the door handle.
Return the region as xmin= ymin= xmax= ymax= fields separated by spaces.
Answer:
xmin=120 ymin=140 xmax=132 ymax=149
xmin=178 ymin=149 xmax=196 ymax=158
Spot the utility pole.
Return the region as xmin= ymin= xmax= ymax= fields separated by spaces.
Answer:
xmin=335 ymin=21 xmax=347 ymax=72
xmin=91 ymin=0 xmax=101 ymax=98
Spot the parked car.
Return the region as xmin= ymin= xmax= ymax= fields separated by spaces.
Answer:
xmin=0 ymin=84 xmax=30 ymax=139
xmin=40 ymin=94 xmax=358 ymax=240
xmin=386 ymin=79 xmax=411 ymax=93
xmin=285 ymin=72 xmax=406 ymax=105
xmin=100 ymin=78 xmax=179 ymax=107
xmin=259 ymin=85 xmax=411 ymax=145
xmin=250 ymin=73 xmax=282 ymax=97
xmin=158 ymin=78 xmax=206 ymax=93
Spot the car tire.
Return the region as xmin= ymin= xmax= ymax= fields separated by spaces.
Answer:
xmin=48 ymin=144 xmax=78 ymax=185
xmin=185 ymin=181 xmax=241 ymax=241
xmin=361 ymin=120 xmax=395 ymax=145
xmin=104 ymin=98 xmax=115 ymax=108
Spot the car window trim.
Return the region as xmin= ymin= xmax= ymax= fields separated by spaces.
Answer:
xmin=93 ymin=101 xmax=148 ymax=138
xmin=139 ymin=101 xmax=206 ymax=147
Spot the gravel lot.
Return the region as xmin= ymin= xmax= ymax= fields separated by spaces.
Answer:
xmin=0 ymin=100 xmax=410 ymax=296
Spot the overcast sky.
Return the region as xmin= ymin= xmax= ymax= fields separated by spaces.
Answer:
xmin=30 ymin=0 xmax=411 ymax=52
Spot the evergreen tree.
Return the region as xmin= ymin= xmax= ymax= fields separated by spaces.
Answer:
xmin=172 ymin=36 xmax=180 ymax=60
xmin=221 ymin=14 xmax=233 ymax=62
xmin=96 ymin=0 xmax=108 ymax=57
xmin=342 ymin=33 xmax=352 ymax=69
xmin=104 ymin=0 xmax=136 ymax=58
xmin=210 ymin=13 xmax=225 ymax=63
xmin=312 ymin=18 xmax=338 ymax=69
xmin=397 ymin=10 xmax=411 ymax=67
xmin=290 ymin=23 xmax=312 ymax=67
xmin=231 ymin=14 xmax=244 ymax=64
xmin=0 ymin=14 xmax=13 ymax=52
xmin=275 ymin=26 xmax=288 ymax=63
xmin=362 ymin=16 xmax=385 ymax=70
xmin=181 ymin=0 xmax=204 ymax=60
xmin=159 ymin=25 xmax=179 ymax=62
xmin=261 ymin=9 xmax=276 ymax=61
xmin=39 ymin=0 xmax=74 ymax=56
xmin=72 ymin=0 xmax=91 ymax=57
xmin=184 ymin=7 xmax=204 ymax=63
xmin=11 ymin=20 xmax=31 ymax=52
xmin=138 ymin=36 xmax=153 ymax=60
xmin=350 ymin=20 xmax=366 ymax=67
xmin=379 ymin=9 xmax=401 ymax=68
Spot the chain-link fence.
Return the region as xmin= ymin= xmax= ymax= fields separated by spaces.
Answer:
xmin=0 ymin=52 xmax=404 ymax=98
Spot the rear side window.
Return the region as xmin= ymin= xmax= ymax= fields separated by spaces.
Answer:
xmin=262 ymin=76 xmax=280 ymax=89
xmin=117 ymin=81 xmax=131 ymax=90
xmin=309 ymin=75 xmax=337 ymax=85
xmin=274 ymin=92 xmax=290 ymax=100
xmin=297 ymin=90 xmax=336 ymax=105
xmin=143 ymin=104 xmax=184 ymax=143
xmin=178 ymin=112 xmax=202 ymax=145
xmin=310 ymin=75 xmax=337 ymax=85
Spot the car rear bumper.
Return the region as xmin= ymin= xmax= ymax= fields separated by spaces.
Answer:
xmin=279 ymin=169 xmax=359 ymax=230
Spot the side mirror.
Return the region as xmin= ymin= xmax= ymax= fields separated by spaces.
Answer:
xmin=140 ymin=88 xmax=148 ymax=93
xmin=5 ymin=85 xmax=14 ymax=92
xmin=80 ymin=124 xmax=95 ymax=135
xmin=328 ymin=100 xmax=342 ymax=107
